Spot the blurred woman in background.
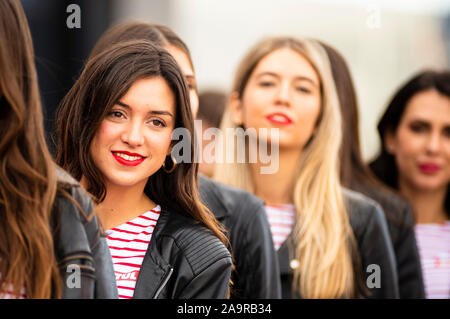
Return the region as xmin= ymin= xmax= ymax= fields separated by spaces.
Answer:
xmin=370 ymin=70 xmax=450 ymax=298
xmin=319 ymin=41 xmax=425 ymax=298
xmin=215 ymin=36 xmax=399 ymax=298
xmin=0 ymin=0 xmax=116 ymax=299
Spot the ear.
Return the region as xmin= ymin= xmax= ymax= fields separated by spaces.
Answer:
xmin=384 ymin=130 xmax=396 ymax=155
xmin=229 ymin=92 xmax=244 ymax=126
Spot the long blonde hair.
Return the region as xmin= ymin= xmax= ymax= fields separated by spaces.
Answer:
xmin=214 ymin=37 xmax=360 ymax=298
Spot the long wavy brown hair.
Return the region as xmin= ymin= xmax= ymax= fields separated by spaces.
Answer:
xmin=0 ymin=0 xmax=62 ymax=298
xmin=55 ymin=40 xmax=229 ymax=248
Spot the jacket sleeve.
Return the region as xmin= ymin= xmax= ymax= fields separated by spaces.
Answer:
xmin=358 ymin=203 xmax=400 ymax=299
xmin=393 ymin=206 xmax=425 ymax=298
xmin=177 ymin=257 xmax=232 ymax=299
xmin=74 ymin=187 xmax=118 ymax=299
xmin=234 ymin=205 xmax=281 ymax=299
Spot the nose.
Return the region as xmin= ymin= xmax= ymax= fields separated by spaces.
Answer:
xmin=274 ymin=81 xmax=291 ymax=107
xmin=425 ymin=131 xmax=442 ymax=155
xmin=121 ymin=120 xmax=144 ymax=147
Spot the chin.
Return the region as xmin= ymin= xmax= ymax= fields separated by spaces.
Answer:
xmin=413 ymin=176 xmax=448 ymax=192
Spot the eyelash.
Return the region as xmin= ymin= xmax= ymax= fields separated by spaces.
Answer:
xmin=149 ymin=119 xmax=166 ymax=128
xmin=409 ymin=123 xmax=427 ymax=133
xmin=259 ymin=81 xmax=274 ymax=87
xmin=258 ymin=82 xmax=311 ymax=94
xmin=108 ymin=110 xmax=125 ymax=119
xmin=108 ymin=111 xmax=167 ymax=128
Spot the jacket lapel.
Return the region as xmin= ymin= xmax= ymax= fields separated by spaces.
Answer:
xmin=133 ymin=207 xmax=172 ymax=299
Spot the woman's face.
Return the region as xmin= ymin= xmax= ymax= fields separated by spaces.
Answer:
xmin=90 ymin=76 xmax=176 ymax=189
xmin=165 ymin=45 xmax=199 ymax=117
xmin=231 ymin=47 xmax=322 ymax=150
xmin=386 ymin=89 xmax=450 ymax=192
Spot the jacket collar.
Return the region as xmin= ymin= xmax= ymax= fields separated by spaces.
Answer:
xmin=198 ymin=175 xmax=229 ymax=220
xmin=133 ymin=207 xmax=173 ymax=299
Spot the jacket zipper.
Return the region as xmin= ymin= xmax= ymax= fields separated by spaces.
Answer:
xmin=153 ymin=267 xmax=173 ymax=299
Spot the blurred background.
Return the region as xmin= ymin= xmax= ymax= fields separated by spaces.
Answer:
xmin=22 ymin=0 xmax=450 ymax=160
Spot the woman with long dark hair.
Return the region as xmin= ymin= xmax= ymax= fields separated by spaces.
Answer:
xmin=56 ymin=39 xmax=232 ymax=299
xmin=0 ymin=0 xmax=116 ymax=298
xmin=86 ymin=21 xmax=281 ymax=299
xmin=319 ymin=41 xmax=425 ymax=298
xmin=370 ymin=70 xmax=450 ymax=298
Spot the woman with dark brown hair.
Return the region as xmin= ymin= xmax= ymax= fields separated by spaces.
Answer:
xmin=86 ymin=21 xmax=281 ymax=299
xmin=370 ymin=70 xmax=450 ymax=298
xmin=0 ymin=0 xmax=116 ymax=298
xmin=319 ymin=42 xmax=425 ymax=298
xmin=56 ymin=39 xmax=232 ymax=299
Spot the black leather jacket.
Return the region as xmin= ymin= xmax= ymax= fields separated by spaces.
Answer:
xmin=353 ymin=182 xmax=425 ymax=298
xmin=199 ymin=175 xmax=281 ymax=299
xmin=52 ymin=169 xmax=117 ymax=298
xmin=278 ymin=189 xmax=400 ymax=299
xmin=132 ymin=204 xmax=232 ymax=299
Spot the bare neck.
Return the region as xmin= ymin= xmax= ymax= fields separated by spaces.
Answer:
xmin=81 ymin=177 xmax=156 ymax=230
xmin=250 ymin=148 xmax=301 ymax=205
xmin=399 ymin=179 xmax=448 ymax=224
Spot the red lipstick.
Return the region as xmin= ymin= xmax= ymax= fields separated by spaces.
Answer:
xmin=418 ymin=163 xmax=441 ymax=174
xmin=111 ymin=150 xmax=146 ymax=167
xmin=266 ymin=113 xmax=293 ymax=125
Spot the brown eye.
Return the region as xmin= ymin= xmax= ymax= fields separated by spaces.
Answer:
xmin=259 ymin=81 xmax=275 ymax=87
xmin=409 ymin=122 xmax=428 ymax=133
xmin=295 ymin=86 xmax=311 ymax=94
xmin=443 ymin=126 xmax=450 ymax=138
xmin=149 ymin=119 xmax=166 ymax=128
xmin=108 ymin=110 xmax=125 ymax=119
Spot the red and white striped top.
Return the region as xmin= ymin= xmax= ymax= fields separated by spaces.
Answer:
xmin=0 ymin=262 xmax=26 ymax=299
xmin=0 ymin=284 xmax=26 ymax=299
xmin=106 ymin=205 xmax=161 ymax=299
xmin=414 ymin=221 xmax=450 ymax=299
xmin=265 ymin=204 xmax=295 ymax=250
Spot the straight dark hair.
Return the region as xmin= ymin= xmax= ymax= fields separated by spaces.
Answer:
xmin=56 ymin=40 xmax=228 ymax=246
xmin=370 ymin=70 xmax=450 ymax=216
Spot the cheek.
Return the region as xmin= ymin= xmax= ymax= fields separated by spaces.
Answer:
xmin=95 ymin=121 xmax=121 ymax=146
xmin=145 ymin=131 xmax=173 ymax=158
xmin=241 ymin=90 xmax=267 ymax=126
xmin=294 ymin=97 xmax=321 ymax=135
xmin=190 ymin=91 xmax=199 ymax=117
xmin=395 ymin=129 xmax=422 ymax=159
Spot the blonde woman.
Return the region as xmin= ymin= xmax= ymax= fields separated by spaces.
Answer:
xmin=214 ymin=37 xmax=399 ymax=298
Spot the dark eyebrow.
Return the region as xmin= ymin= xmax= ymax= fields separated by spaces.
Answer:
xmin=255 ymin=71 xmax=319 ymax=87
xmin=117 ymin=101 xmax=174 ymax=117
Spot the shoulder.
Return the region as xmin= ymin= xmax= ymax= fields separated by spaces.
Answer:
xmin=355 ymin=182 xmax=414 ymax=227
xmin=342 ymin=188 xmax=387 ymax=237
xmin=158 ymin=207 xmax=232 ymax=276
xmin=199 ymin=175 xmax=265 ymax=220
xmin=54 ymin=166 xmax=94 ymax=220
xmin=343 ymin=188 xmax=383 ymax=217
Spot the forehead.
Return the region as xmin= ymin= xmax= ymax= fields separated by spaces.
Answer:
xmin=121 ymin=76 xmax=175 ymax=113
xmin=252 ymin=47 xmax=319 ymax=83
xmin=403 ymin=89 xmax=450 ymax=124
xmin=165 ymin=45 xmax=194 ymax=77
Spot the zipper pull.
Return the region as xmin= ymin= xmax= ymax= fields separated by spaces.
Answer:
xmin=153 ymin=267 xmax=173 ymax=299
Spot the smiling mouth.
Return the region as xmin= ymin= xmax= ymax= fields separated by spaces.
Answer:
xmin=112 ymin=151 xmax=146 ymax=166
xmin=266 ymin=113 xmax=293 ymax=125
